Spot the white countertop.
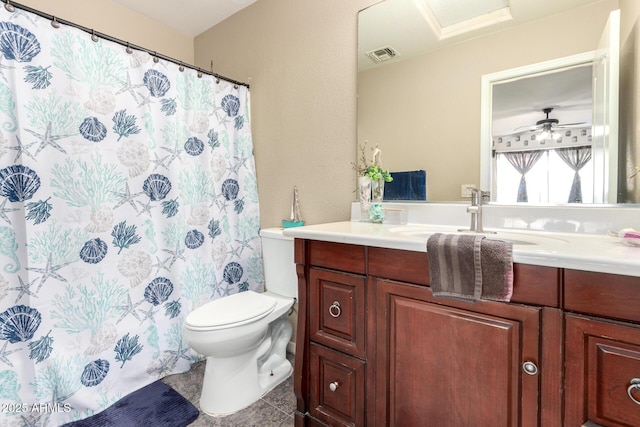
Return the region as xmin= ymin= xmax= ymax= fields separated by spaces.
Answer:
xmin=282 ymin=220 xmax=640 ymax=278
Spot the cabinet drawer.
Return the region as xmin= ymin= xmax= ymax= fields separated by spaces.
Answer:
xmin=310 ymin=268 xmax=366 ymax=357
xmin=310 ymin=343 xmax=365 ymax=427
xmin=308 ymin=240 xmax=365 ymax=274
xmin=565 ymin=269 xmax=640 ymax=323
xmin=565 ymin=314 xmax=640 ymax=426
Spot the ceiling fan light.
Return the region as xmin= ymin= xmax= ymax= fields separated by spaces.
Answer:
xmin=538 ymin=129 xmax=560 ymax=141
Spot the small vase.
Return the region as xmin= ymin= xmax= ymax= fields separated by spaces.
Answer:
xmin=358 ymin=176 xmax=372 ymax=222
xmin=371 ymin=178 xmax=385 ymax=202
xmin=369 ymin=178 xmax=385 ymax=223
xmin=368 ymin=202 xmax=384 ymax=223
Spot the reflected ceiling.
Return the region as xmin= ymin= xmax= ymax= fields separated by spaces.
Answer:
xmin=492 ymin=65 xmax=593 ymax=136
xmin=359 ymin=0 xmax=604 ymax=72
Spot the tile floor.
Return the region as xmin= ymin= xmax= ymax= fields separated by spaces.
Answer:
xmin=161 ymin=353 xmax=296 ymax=427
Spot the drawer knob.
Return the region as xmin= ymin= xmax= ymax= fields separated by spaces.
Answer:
xmin=628 ymin=378 xmax=640 ymax=405
xmin=329 ymin=381 xmax=339 ymax=392
xmin=329 ymin=301 xmax=341 ymax=318
xmin=522 ymin=361 xmax=538 ymax=375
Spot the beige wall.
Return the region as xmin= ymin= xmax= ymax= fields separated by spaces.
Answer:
xmin=16 ymin=0 xmax=194 ymax=63
xmin=619 ymin=0 xmax=640 ymax=202
xmin=195 ymin=0 xmax=379 ymax=227
xmin=359 ymin=0 xmax=619 ymax=202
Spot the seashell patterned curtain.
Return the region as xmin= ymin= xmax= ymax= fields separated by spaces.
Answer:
xmin=0 ymin=6 xmax=262 ymax=426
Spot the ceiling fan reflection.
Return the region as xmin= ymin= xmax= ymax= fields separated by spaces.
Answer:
xmin=513 ymin=107 xmax=587 ymax=133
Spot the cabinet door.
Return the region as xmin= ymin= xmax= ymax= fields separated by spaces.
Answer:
xmin=375 ymin=279 xmax=541 ymax=427
xmin=565 ymin=314 xmax=640 ymax=427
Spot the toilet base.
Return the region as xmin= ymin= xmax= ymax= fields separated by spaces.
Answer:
xmin=258 ymin=356 xmax=293 ymax=394
xmin=198 ymin=315 xmax=293 ymax=417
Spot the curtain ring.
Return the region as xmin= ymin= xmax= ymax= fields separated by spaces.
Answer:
xmin=125 ymin=42 xmax=132 ymax=54
xmin=91 ymin=29 xmax=99 ymax=42
xmin=215 ymin=77 xmax=220 ymax=84
xmin=152 ymin=52 xmax=159 ymax=63
xmin=51 ymin=17 xmax=60 ymax=29
xmin=233 ymin=84 xmax=238 ymax=89
xmin=197 ymin=71 xmax=203 ymax=78
xmin=178 ymin=61 xmax=184 ymax=72
xmin=4 ymin=1 xmax=14 ymax=12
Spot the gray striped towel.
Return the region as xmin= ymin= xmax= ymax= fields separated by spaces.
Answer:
xmin=426 ymin=233 xmax=513 ymax=302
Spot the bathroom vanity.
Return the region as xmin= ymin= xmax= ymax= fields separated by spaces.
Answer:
xmin=284 ymin=204 xmax=640 ymax=427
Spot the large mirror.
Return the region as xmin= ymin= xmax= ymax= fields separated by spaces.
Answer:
xmin=358 ymin=0 xmax=640 ymax=204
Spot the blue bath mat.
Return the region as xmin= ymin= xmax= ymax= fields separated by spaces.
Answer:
xmin=62 ymin=381 xmax=199 ymax=427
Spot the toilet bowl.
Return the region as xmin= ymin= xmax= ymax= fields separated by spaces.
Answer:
xmin=182 ymin=228 xmax=297 ymax=416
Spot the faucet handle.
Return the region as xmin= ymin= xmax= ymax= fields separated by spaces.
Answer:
xmin=469 ymin=189 xmax=490 ymax=206
xmin=469 ymin=188 xmax=482 ymax=205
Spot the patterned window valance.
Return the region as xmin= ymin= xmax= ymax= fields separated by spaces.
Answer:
xmin=492 ymin=127 xmax=591 ymax=153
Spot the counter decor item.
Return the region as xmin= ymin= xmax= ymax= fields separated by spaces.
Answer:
xmin=353 ymin=140 xmax=393 ymax=223
xmin=282 ymin=186 xmax=305 ymax=228
xmin=609 ymin=228 xmax=640 ymax=247
xmin=357 ymin=176 xmax=372 ymax=221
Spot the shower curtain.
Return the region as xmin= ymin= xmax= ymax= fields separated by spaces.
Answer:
xmin=0 ymin=6 xmax=262 ymax=427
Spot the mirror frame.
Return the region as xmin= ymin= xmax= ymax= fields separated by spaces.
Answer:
xmin=480 ymin=51 xmax=597 ymax=201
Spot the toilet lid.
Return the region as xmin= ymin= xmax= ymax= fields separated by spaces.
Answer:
xmin=184 ymin=291 xmax=277 ymax=329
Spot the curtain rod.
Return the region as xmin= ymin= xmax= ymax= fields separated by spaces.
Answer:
xmin=2 ymin=0 xmax=250 ymax=89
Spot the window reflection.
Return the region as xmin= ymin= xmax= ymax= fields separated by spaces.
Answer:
xmin=495 ymin=150 xmax=594 ymax=203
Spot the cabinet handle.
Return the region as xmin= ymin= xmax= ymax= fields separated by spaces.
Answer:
xmin=329 ymin=301 xmax=341 ymax=318
xmin=628 ymin=378 xmax=640 ymax=405
xmin=329 ymin=381 xmax=339 ymax=392
xmin=522 ymin=361 xmax=538 ymax=375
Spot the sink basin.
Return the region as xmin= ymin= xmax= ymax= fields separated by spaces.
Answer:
xmin=387 ymin=225 xmax=567 ymax=246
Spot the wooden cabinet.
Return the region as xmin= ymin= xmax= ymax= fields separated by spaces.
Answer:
xmin=375 ymin=278 xmax=541 ymax=427
xmin=308 ymin=267 xmax=367 ymax=426
xmin=564 ymin=269 xmax=640 ymax=427
xmin=565 ymin=314 xmax=640 ymax=427
xmin=294 ymin=240 xmax=369 ymax=427
xmin=293 ymin=239 xmax=640 ymax=427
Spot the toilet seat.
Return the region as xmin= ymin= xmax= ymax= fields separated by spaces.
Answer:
xmin=184 ymin=291 xmax=277 ymax=331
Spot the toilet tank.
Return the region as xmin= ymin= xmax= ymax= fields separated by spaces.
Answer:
xmin=259 ymin=228 xmax=298 ymax=298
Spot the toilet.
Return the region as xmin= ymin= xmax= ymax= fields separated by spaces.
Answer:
xmin=182 ymin=227 xmax=297 ymax=416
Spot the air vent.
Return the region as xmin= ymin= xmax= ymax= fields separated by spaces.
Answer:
xmin=366 ymin=46 xmax=399 ymax=63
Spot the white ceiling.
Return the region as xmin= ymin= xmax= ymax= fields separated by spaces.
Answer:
xmin=113 ymin=0 xmax=259 ymax=37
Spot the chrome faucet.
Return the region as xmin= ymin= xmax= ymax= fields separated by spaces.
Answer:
xmin=462 ymin=188 xmax=494 ymax=233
